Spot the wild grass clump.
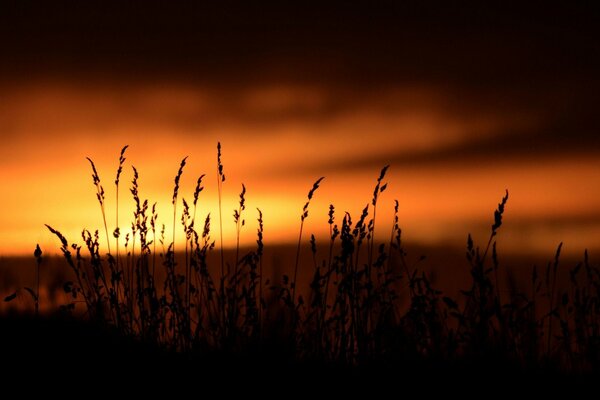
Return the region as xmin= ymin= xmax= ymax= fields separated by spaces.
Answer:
xmin=15 ymin=144 xmax=600 ymax=372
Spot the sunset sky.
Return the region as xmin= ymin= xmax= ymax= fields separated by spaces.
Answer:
xmin=1 ymin=2 xmax=599 ymax=257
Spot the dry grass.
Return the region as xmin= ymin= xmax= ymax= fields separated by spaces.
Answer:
xmin=6 ymin=144 xmax=600 ymax=374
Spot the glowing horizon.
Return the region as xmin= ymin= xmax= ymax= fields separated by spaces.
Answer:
xmin=1 ymin=82 xmax=600 ymax=258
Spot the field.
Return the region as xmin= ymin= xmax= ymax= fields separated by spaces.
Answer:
xmin=2 ymin=145 xmax=600 ymax=390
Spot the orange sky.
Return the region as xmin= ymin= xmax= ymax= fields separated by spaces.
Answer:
xmin=1 ymin=3 xmax=599 ymax=257
xmin=1 ymin=81 xmax=599 ymax=257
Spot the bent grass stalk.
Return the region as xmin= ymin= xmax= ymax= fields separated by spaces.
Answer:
xmin=292 ymin=177 xmax=324 ymax=304
xmin=86 ymin=157 xmax=111 ymax=256
xmin=172 ymin=156 xmax=188 ymax=262
xmin=114 ymin=145 xmax=128 ymax=276
xmin=32 ymin=145 xmax=600 ymax=373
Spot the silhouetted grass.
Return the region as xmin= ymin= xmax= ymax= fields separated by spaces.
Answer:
xmin=7 ymin=144 xmax=600 ymax=376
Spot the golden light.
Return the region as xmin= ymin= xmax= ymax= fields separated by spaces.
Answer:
xmin=0 ymin=81 xmax=599 ymax=258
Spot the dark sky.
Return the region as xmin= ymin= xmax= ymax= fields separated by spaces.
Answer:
xmin=1 ymin=2 xmax=600 ymax=255
xmin=2 ymin=1 xmax=598 ymax=87
xmin=2 ymin=2 xmax=599 ymax=158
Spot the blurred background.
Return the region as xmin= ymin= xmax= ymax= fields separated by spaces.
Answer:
xmin=1 ymin=1 xmax=599 ymax=257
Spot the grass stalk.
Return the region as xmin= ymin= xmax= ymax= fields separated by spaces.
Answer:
xmin=292 ymin=177 xmax=324 ymax=304
xmin=36 ymin=148 xmax=600 ymax=373
xmin=217 ymin=142 xmax=226 ymax=280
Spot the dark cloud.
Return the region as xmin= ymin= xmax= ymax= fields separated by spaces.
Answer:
xmin=2 ymin=1 xmax=599 ymax=166
xmin=305 ymin=129 xmax=600 ymax=173
xmin=1 ymin=1 xmax=599 ymax=89
xmin=508 ymin=212 xmax=600 ymax=229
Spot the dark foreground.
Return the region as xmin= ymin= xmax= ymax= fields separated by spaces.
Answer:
xmin=0 ymin=316 xmax=595 ymax=396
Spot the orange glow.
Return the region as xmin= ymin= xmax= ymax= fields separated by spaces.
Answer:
xmin=1 ymin=81 xmax=599 ymax=257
